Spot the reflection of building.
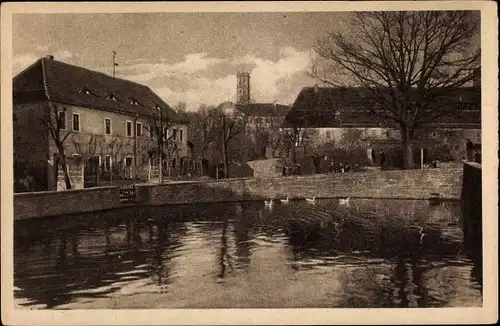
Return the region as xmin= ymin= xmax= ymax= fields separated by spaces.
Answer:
xmin=283 ymin=85 xmax=481 ymax=164
xmin=13 ymin=55 xmax=187 ymax=191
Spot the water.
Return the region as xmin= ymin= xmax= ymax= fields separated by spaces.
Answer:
xmin=14 ymin=199 xmax=482 ymax=309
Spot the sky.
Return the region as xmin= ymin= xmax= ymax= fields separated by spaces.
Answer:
xmin=12 ymin=12 xmax=350 ymax=110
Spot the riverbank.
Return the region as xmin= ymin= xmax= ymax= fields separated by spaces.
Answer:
xmin=14 ymin=165 xmax=464 ymax=220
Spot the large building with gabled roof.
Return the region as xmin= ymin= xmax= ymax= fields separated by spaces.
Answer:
xmin=13 ymin=55 xmax=189 ymax=191
xmin=283 ymin=84 xmax=481 ymax=166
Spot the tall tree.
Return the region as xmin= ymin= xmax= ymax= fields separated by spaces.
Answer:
xmin=41 ymin=105 xmax=72 ymax=189
xmin=188 ymin=105 xmax=219 ymax=160
xmin=146 ymin=109 xmax=178 ymax=181
xmin=312 ymin=11 xmax=480 ymax=168
xmin=217 ymin=105 xmax=247 ymax=178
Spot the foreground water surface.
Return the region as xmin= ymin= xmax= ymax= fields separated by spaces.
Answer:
xmin=14 ymin=199 xmax=482 ymax=309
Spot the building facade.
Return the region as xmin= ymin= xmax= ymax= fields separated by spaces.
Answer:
xmin=13 ymin=55 xmax=188 ymax=192
xmin=234 ymin=72 xmax=290 ymax=158
xmin=283 ymin=84 xmax=481 ymax=167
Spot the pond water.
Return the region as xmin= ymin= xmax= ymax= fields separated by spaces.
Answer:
xmin=14 ymin=199 xmax=482 ymax=309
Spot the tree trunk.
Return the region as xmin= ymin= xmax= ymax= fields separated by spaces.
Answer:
xmin=222 ymin=141 xmax=229 ymax=179
xmin=221 ymin=116 xmax=229 ymax=178
xmin=59 ymin=150 xmax=72 ymax=190
xmin=401 ymin=126 xmax=414 ymax=170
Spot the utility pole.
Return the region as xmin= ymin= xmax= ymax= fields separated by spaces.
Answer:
xmin=112 ymin=50 xmax=118 ymax=78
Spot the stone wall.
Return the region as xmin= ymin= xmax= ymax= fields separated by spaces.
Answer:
xmin=14 ymin=166 xmax=464 ymax=219
xmin=137 ymin=166 xmax=463 ymax=206
xmin=14 ymin=186 xmax=120 ymax=220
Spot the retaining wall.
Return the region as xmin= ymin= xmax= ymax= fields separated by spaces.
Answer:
xmin=14 ymin=186 xmax=120 ymax=220
xmin=137 ymin=166 xmax=463 ymax=206
xmin=14 ymin=166 xmax=464 ymax=219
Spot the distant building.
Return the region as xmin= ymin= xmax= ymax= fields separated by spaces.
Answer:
xmin=234 ymin=72 xmax=290 ymax=158
xmin=13 ymin=55 xmax=188 ymax=191
xmin=283 ymin=85 xmax=481 ymax=165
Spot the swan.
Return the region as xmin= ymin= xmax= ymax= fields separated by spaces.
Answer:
xmin=280 ymin=197 xmax=290 ymax=204
xmin=339 ymin=197 xmax=350 ymax=205
xmin=305 ymin=196 xmax=316 ymax=204
xmin=264 ymin=198 xmax=274 ymax=208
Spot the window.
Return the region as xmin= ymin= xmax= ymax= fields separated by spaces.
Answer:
xmin=179 ymin=128 xmax=183 ymax=141
xmin=148 ymin=125 xmax=153 ymax=138
xmin=106 ymin=93 xmax=117 ymax=101
xmin=326 ymin=130 xmax=332 ymax=139
xmin=104 ymin=118 xmax=111 ymax=135
xmin=171 ymin=158 xmax=176 ymax=168
xmin=130 ymin=98 xmax=139 ymax=105
xmin=163 ymin=126 xmax=168 ymax=141
xmin=136 ymin=122 xmax=142 ymax=137
xmin=172 ymin=128 xmax=177 ymax=141
xmin=104 ymin=155 xmax=111 ymax=172
xmin=72 ymin=113 xmax=80 ymax=131
xmin=126 ymin=121 xmax=132 ymax=137
xmin=57 ymin=110 xmax=66 ymax=130
xmin=80 ymin=88 xmax=91 ymax=95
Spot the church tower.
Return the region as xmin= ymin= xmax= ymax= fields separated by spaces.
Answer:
xmin=236 ymin=72 xmax=250 ymax=105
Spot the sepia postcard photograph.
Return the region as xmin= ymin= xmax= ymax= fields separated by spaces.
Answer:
xmin=1 ymin=1 xmax=498 ymax=325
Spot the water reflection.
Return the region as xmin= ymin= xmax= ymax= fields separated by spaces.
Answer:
xmin=14 ymin=199 xmax=482 ymax=309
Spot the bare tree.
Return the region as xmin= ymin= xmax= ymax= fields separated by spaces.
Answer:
xmin=174 ymin=101 xmax=188 ymax=119
xmin=40 ymin=105 xmax=72 ymax=189
xmin=188 ymin=105 xmax=219 ymax=160
xmin=98 ymin=136 xmax=131 ymax=181
xmin=217 ymin=106 xmax=247 ymax=178
xmin=338 ymin=129 xmax=365 ymax=151
xmin=71 ymin=133 xmax=103 ymax=161
xmin=146 ymin=109 xmax=180 ymax=180
xmin=312 ymin=11 xmax=480 ymax=168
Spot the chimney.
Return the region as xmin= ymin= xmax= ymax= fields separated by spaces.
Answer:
xmin=45 ymin=55 xmax=54 ymax=60
xmin=314 ymin=84 xmax=319 ymax=93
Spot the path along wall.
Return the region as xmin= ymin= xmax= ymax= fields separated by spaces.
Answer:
xmin=14 ymin=166 xmax=464 ymax=219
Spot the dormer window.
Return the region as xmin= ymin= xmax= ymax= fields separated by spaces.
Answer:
xmin=80 ymin=88 xmax=91 ymax=95
xmin=130 ymin=98 xmax=140 ymax=105
xmin=106 ymin=93 xmax=117 ymax=101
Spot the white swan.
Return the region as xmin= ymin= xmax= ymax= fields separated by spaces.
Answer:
xmin=264 ymin=198 xmax=274 ymax=208
xmin=280 ymin=197 xmax=290 ymax=204
xmin=305 ymin=196 xmax=316 ymax=204
xmin=339 ymin=197 xmax=350 ymax=205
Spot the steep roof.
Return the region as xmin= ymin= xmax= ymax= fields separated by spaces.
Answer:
xmin=13 ymin=56 xmax=183 ymax=122
xmin=236 ymin=103 xmax=290 ymax=117
xmin=284 ymin=86 xmax=481 ymax=128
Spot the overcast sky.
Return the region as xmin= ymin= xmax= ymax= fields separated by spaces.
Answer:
xmin=13 ymin=12 xmax=351 ymax=110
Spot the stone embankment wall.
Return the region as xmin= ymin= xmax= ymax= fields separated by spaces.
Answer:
xmin=137 ymin=166 xmax=463 ymax=206
xmin=14 ymin=165 xmax=464 ymax=219
xmin=14 ymin=186 xmax=120 ymax=220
